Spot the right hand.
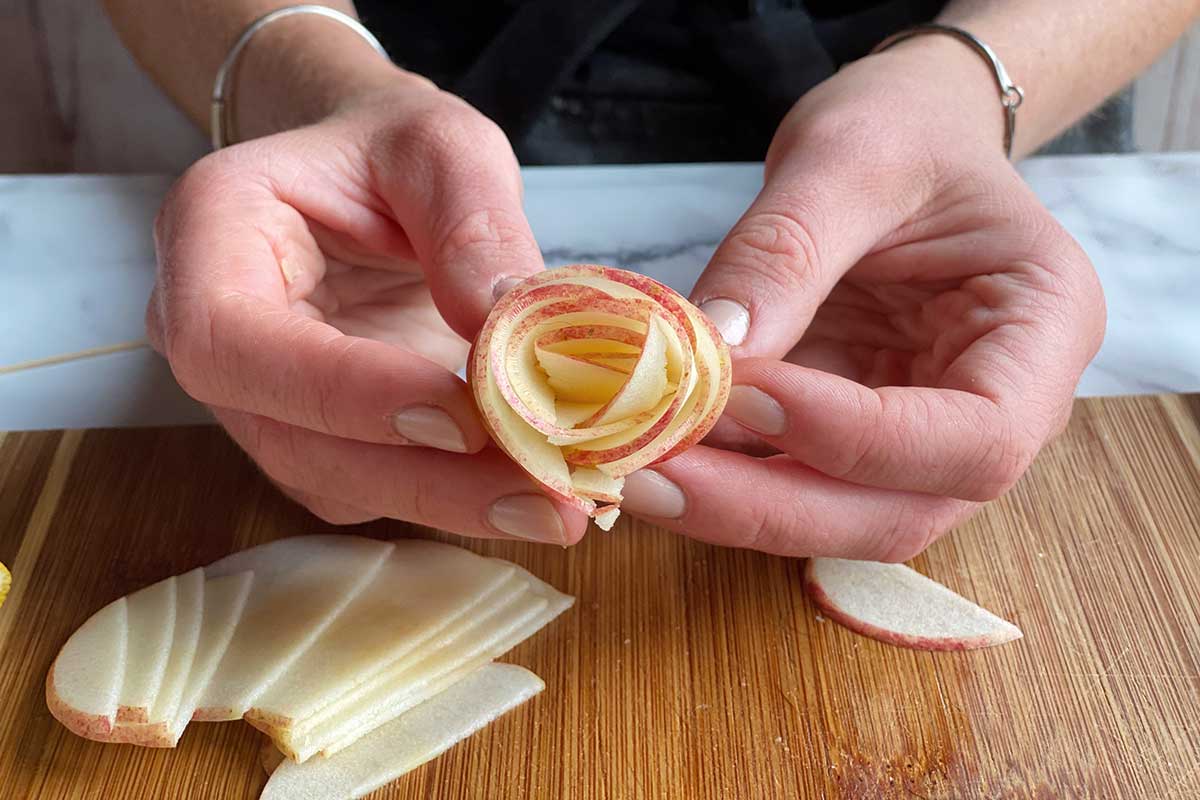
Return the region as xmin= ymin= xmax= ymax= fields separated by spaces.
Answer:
xmin=148 ymin=73 xmax=588 ymax=546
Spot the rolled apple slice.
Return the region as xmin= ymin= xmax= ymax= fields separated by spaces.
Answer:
xmin=259 ymin=663 xmax=544 ymax=800
xmin=805 ymin=558 xmax=1023 ymax=651
xmin=46 ymin=596 xmax=128 ymax=741
xmin=471 ymin=265 xmax=731 ymax=530
xmin=244 ymin=540 xmax=519 ymax=732
xmin=116 ymin=574 xmax=177 ymax=723
xmin=196 ymin=536 xmax=395 ymax=721
xmin=0 ymin=561 xmax=9 ymax=609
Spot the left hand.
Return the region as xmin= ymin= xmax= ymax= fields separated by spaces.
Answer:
xmin=619 ymin=41 xmax=1106 ymax=561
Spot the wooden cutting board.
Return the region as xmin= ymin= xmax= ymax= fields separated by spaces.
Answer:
xmin=1 ymin=394 xmax=1198 ymax=799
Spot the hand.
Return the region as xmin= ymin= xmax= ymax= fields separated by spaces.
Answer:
xmin=147 ymin=73 xmax=587 ymax=545
xmin=619 ymin=41 xmax=1105 ymax=561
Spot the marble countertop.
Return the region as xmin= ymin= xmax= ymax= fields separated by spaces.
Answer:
xmin=2 ymin=153 xmax=1199 ymax=431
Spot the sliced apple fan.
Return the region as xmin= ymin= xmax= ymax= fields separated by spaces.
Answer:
xmin=47 ymin=536 xmax=571 ymax=797
xmin=471 ymin=266 xmax=731 ymax=530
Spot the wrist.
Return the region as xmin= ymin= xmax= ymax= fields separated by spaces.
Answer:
xmin=864 ymin=34 xmax=1013 ymax=159
xmin=230 ymin=12 xmax=418 ymax=141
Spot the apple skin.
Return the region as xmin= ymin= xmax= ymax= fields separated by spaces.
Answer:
xmin=802 ymin=559 xmax=1023 ymax=652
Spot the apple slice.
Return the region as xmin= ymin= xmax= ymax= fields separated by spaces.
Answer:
xmin=196 ymin=536 xmax=394 ymax=721
xmin=116 ymin=574 xmax=177 ymax=723
xmin=259 ymin=663 xmax=544 ymax=800
xmin=0 ymin=561 xmax=10 ymax=609
xmin=168 ymin=570 xmax=255 ymax=737
xmin=279 ymin=570 xmax=570 ymax=762
xmin=804 ymin=558 xmax=1023 ymax=651
xmin=535 ymin=348 xmax=630 ymax=403
xmin=46 ymin=597 xmax=128 ymax=740
xmin=471 ymin=265 xmax=731 ymax=527
xmin=107 ymin=568 xmax=205 ymax=747
xmin=245 ymin=540 xmax=518 ymax=732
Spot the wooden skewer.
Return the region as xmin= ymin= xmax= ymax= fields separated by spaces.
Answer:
xmin=0 ymin=339 xmax=151 ymax=376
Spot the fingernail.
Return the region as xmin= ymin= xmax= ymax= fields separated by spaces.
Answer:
xmin=391 ymin=406 xmax=468 ymax=452
xmin=492 ymin=276 xmax=525 ymax=304
xmin=488 ymin=494 xmax=567 ymax=544
xmin=698 ymin=298 xmax=749 ymax=346
xmin=724 ymin=385 xmax=787 ymax=436
xmin=619 ymin=470 xmax=686 ymax=519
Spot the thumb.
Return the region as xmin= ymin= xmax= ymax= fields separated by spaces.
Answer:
xmin=690 ymin=149 xmax=908 ymax=359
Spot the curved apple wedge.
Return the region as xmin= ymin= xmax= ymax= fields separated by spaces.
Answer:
xmin=260 ymin=664 xmax=544 ymax=800
xmin=804 ymin=558 xmax=1023 ymax=651
xmin=46 ymin=597 xmax=128 ymax=741
xmin=470 ymin=265 xmax=731 ymax=530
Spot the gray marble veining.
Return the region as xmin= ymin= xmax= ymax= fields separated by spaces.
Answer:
xmin=1 ymin=154 xmax=1198 ymax=430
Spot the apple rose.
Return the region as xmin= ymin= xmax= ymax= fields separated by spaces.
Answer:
xmin=470 ymin=265 xmax=731 ymax=530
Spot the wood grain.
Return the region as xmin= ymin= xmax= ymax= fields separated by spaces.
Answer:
xmin=0 ymin=395 xmax=1198 ymax=799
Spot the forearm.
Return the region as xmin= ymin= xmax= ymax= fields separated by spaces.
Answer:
xmin=933 ymin=0 xmax=1199 ymax=156
xmin=102 ymin=0 xmax=409 ymax=141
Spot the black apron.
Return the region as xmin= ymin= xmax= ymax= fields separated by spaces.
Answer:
xmin=356 ymin=0 xmax=1131 ymax=164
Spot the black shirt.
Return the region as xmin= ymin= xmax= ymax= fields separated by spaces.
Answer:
xmin=356 ymin=1 xmax=1130 ymax=164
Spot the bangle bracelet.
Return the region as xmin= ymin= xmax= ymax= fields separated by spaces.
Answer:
xmin=871 ymin=23 xmax=1024 ymax=159
xmin=210 ymin=5 xmax=388 ymax=150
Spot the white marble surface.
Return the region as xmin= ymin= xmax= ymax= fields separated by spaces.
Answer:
xmin=2 ymin=154 xmax=1198 ymax=430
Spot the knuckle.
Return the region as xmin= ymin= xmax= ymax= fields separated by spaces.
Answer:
xmin=969 ymin=424 xmax=1039 ymax=500
xmin=721 ymin=209 xmax=823 ymax=295
xmin=434 ymin=205 xmax=536 ymax=269
xmin=403 ymin=99 xmax=513 ymax=167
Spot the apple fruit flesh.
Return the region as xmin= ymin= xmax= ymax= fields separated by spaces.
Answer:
xmin=294 ymin=573 xmax=569 ymax=762
xmin=470 ymin=265 xmax=731 ymax=530
xmin=46 ymin=596 xmax=127 ymax=740
xmin=804 ymin=558 xmax=1023 ymax=651
xmin=195 ymin=536 xmax=395 ymax=721
xmin=259 ymin=663 xmax=544 ymax=800
xmin=245 ymin=541 xmax=519 ymax=732
xmin=116 ymin=574 xmax=177 ymax=723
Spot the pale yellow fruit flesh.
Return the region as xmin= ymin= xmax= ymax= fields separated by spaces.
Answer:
xmin=246 ymin=541 xmax=517 ymax=731
xmin=117 ymin=575 xmax=177 ymax=723
xmin=50 ymin=597 xmax=128 ymax=733
xmin=170 ymin=571 xmax=254 ymax=736
xmin=0 ymin=562 xmax=9 ymax=610
xmin=260 ymin=664 xmax=544 ymax=800
xmin=148 ymin=568 xmax=204 ymax=729
xmin=196 ymin=536 xmax=394 ymax=720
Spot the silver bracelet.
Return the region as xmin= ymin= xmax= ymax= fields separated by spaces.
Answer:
xmin=871 ymin=23 xmax=1024 ymax=159
xmin=210 ymin=5 xmax=388 ymax=150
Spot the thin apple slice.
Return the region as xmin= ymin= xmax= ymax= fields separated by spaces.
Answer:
xmin=535 ymin=348 xmax=630 ymax=403
xmin=804 ymin=558 xmax=1023 ymax=651
xmin=0 ymin=562 xmax=9 ymax=609
xmin=578 ymin=314 xmax=669 ymax=427
xmin=116 ymin=574 xmax=177 ymax=723
xmin=259 ymin=664 xmax=544 ymax=800
xmin=170 ymin=570 xmax=255 ymax=736
xmin=245 ymin=540 xmax=518 ymax=731
xmin=196 ymin=536 xmax=394 ymax=721
xmin=149 ymin=568 xmax=204 ymax=727
xmin=280 ymin=571 xmax=569 ymax=762
xmin=106 ymin=568 xmax=205 ymax=747
xmin=46 ymin=597 xmax=128 ymax=741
